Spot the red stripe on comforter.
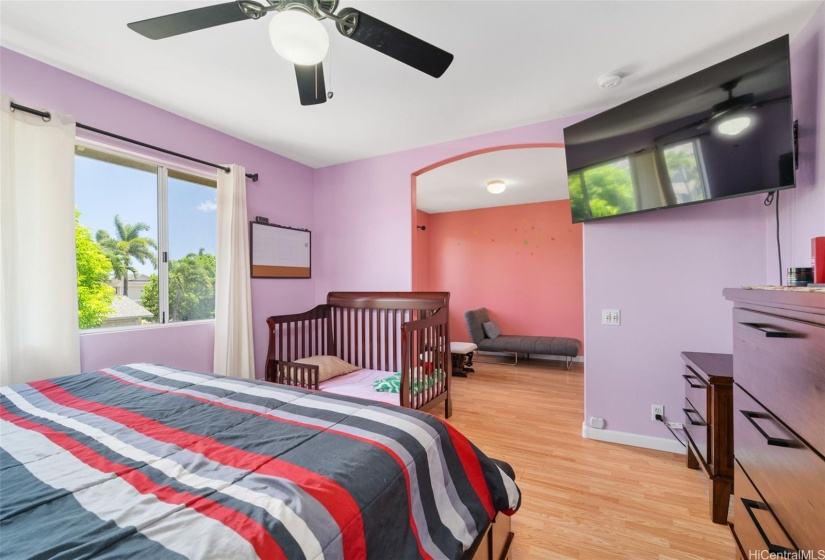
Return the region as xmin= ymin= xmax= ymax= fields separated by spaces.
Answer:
xmin=0 ymin=404 xmax=286 ymax=560
xmin=438 ymin=419 xmax=495 ymax=519
xmin=100 ymin=370 xmax=434 ymax=560
xmin=31 ymin=379 xmax=369 ymax=560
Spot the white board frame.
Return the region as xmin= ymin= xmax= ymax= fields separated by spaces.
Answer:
xmin=250 ymin=222 xmax=311 ymax=278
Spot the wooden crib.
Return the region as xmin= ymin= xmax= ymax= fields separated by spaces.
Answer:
xmin=265 ymin=292 xmax=452 ymax=417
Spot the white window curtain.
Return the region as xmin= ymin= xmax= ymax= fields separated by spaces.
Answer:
xmin=1 ymin=95 xmax=81 ymax=385
xmin=213 ymin=164 xmax=254 ymax=378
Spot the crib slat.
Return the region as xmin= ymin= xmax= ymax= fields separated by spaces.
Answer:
xmin=359 ymin=309 xmax=363 ymax=366
xmin=385 ymin=309 xmax=390 ymax=372
xmin=392 ymin=309 xmax=398 ymax=373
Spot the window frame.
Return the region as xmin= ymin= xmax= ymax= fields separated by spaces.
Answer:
xmin=75 ymin=138 xmax=218 ymax=332
xmin=660 ymin=138 xmax=710 ymax=204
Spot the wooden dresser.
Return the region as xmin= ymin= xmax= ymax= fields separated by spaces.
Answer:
xmin=681 ymin=351 xmax=734 ymax=525
xmin=723 ymin=288 xmax=825 ymax=558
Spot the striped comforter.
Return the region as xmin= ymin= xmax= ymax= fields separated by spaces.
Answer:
xmin=0 ymin=364 xmax=520 ymax=560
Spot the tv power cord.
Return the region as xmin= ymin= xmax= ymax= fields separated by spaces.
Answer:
xmin=656 ymin=413 xmax=687 ymax=448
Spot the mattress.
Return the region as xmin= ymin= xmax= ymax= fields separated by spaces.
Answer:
xmin=318 ymin=368 xmax=402 ymax=406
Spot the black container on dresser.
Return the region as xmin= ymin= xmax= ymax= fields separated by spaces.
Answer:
xmin=681 ymin=351 xmax=734 ymax=525
xmin=723 ymin=288 xmax=825 ymax=559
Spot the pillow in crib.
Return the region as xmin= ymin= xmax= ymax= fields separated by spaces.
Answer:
xmin=294 ymin=355 xmax=359 ymax=383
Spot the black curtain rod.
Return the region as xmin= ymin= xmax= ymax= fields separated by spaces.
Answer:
xmin=9 ymin=100 xmax=259 ymax=182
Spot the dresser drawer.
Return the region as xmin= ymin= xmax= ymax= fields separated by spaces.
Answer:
xmin=683 ymin=365 xmax=709 ymax=421
xmin=732 ymin=460 xmax=796 ymax=556
xmin=684 ymin=397 xmax=708 ymax=465
xmin=733 ymin=307 xmax=825 ymax=452
xmin=734 ymin=385 xmax=825 ymax=551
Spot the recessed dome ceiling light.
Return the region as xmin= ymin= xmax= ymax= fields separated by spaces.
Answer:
xmin=598 ymin=74 xmax=623 ymax=89
xmin=487 ymin=180 xmax=506 ymax=194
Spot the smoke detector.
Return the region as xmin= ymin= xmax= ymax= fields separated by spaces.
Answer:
xmin=598 ymin=74 xmax=623 ymax=89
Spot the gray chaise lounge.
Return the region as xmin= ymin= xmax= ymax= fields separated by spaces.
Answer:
xmin=464 ymin=308 xmax=581 ymax=368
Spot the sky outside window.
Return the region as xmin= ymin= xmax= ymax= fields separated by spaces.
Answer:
xmin=75 ymin=153 xmax=158 ymax=275
xmin=75 ymin=154 xmax=217 ymax=274
xmin=169 ymin=176 xmax=217 ymax=261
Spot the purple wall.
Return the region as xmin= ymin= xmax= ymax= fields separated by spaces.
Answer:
xmin=0 ymin=48 xmax=316 ymax=376
xmin=581 ymin=4 xmax=823 ymax=440
xmin=583 ymin=196 xmax=766 ymax=438
xmin=771 ymin=2 xmax=825 ymax=283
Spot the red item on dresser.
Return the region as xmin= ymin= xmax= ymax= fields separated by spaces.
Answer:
xmin=813 ymin=237 xmax=825 ymax=283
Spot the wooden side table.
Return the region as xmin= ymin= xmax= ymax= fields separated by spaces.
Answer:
xmin=681 ymin=351 xmax=734 ymax=525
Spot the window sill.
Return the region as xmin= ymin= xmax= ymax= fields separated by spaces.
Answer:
xmin=80 ymin=319 xmax=215 ymax=336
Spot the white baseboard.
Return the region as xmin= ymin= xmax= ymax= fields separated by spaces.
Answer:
xmin=581 ymin=422 xmax=686 ymax=454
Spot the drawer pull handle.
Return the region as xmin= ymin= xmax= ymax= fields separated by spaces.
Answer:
xmin=738 ymin=323 xmax=790 ymax=337
xmin=741 ymin=498 xmax=797 ymax=554
xmin=682 ymin=374 xmax=705 ymax=389
xmin=682 ymin=408 xmax=707 ymax=426
xmin=741 ymin=410 xmax=795 ymax=447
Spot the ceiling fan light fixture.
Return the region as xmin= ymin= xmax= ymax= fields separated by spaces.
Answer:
xmin=716 ymin=115 xmax=753 ymax=137
xmin=486 ymin=180 xmax=506 ymax=194
xmin=269 ymin=9 xmax=329 ymax=66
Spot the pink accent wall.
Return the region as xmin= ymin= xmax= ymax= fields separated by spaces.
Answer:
xmin=424 ymin=202 xmax=583 ymax=350
xmin=0 ymin=48 xmax=316 ymax=377
xmin=413 ymin=210 xmax=431 ymax=291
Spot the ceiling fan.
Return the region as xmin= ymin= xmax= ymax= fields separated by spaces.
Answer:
xmin=127 ymin=0 xmax=454 ymax=106
xmin=655 ymin=77 xmax=790 ymax=142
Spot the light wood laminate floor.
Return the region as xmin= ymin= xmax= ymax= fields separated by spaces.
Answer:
xmin=433 ymin=358 xmax=734 ymax=559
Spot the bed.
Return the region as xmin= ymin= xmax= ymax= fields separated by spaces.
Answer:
xmin=266 ymin=292 xmax=453 ymax=418
xmin=0 ymin=363 xmax=520 ymax=560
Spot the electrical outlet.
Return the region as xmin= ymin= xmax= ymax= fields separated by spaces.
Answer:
xmin=666 ymin=422 xmax=683 ymax=430
xmin=601 ymin=309 xmax=621 ymax=326
xmin=589 ymin=416 xmax=606 ymax=429
xmin=651 ymin=404 xmax=664 ymax=421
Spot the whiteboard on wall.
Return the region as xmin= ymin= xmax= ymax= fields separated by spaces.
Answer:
xmin=250 ymin=222 xmax=311 ymax=278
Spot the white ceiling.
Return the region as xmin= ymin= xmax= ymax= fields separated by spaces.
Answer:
xmin=0 ymin=0 xmax=819 ymax=176
xmin=416 ymin=147 xmax=568 ymax=213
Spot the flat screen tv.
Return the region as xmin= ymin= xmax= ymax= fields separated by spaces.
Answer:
xmin=563 ymin=35 xmax=794 ymax=223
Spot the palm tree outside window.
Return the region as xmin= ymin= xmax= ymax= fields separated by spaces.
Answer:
xmin=96 ymin=215 xmax=158 ymax=298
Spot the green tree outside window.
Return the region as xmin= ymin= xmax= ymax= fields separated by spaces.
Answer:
xmin=75 ymin=211 xmax=115 ymax=329
xmin=568 ymin=158 xmax=636 ymax=221
xmin=142 ymin=249 xmax=216 ymax=322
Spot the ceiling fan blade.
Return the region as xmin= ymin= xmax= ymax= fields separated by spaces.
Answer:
xmin=335 ymin=7 xmax=453 ymax=78
xmin=127 ymin=2 xmax=259 ymax=40
xmin=295 ymin=63 xmax=327 ymax=106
